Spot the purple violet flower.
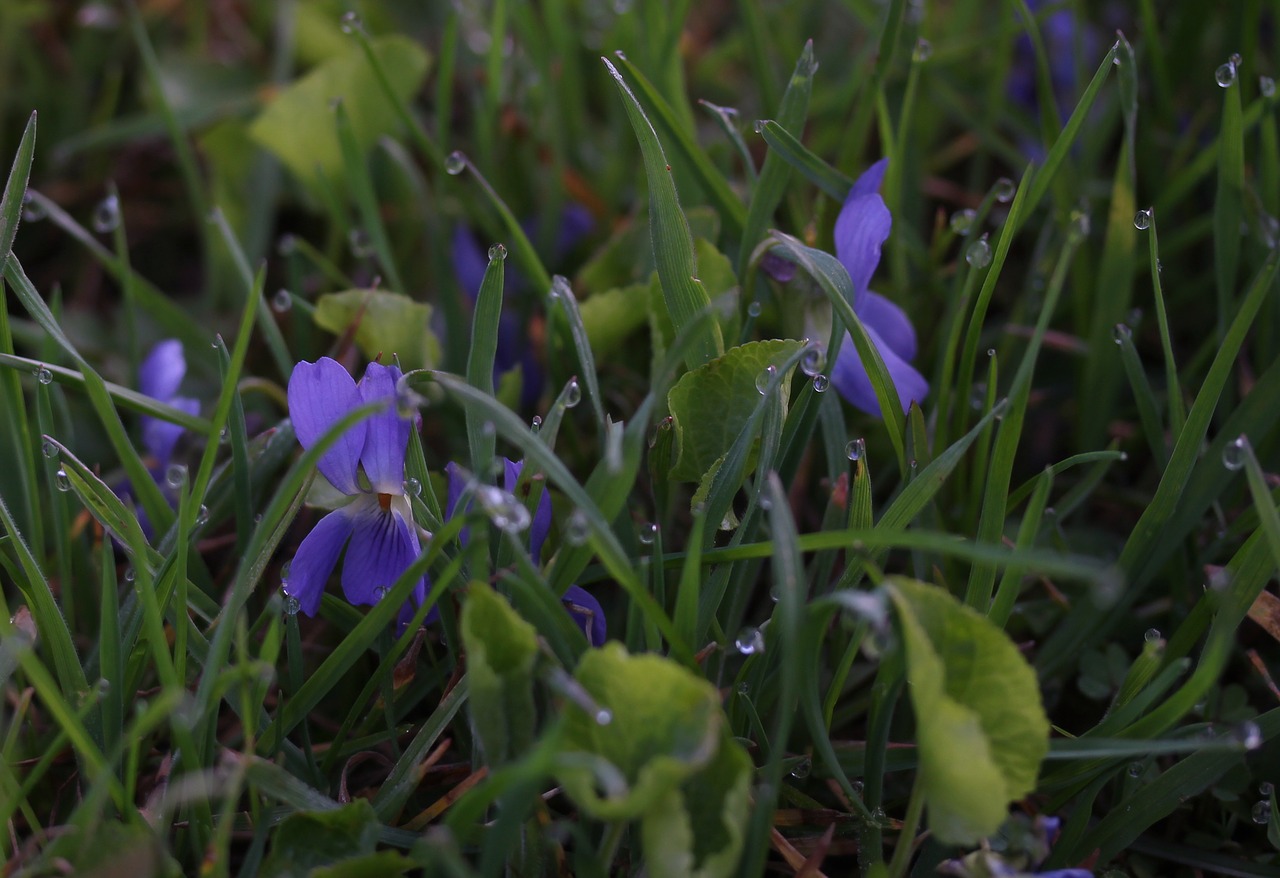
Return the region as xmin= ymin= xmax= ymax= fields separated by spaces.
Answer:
xmin=827 ymin=159 xmax=929 ymax=417
xmin=139 ymin=340 xmax=200 ymax=469
xmin=284 ymin=358 xmax=426 ymax=622
xmin=445 ymin=458 xmax=606 ymax=646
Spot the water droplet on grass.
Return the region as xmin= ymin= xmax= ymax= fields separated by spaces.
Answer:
xmin=530 ymin=415 xmax=542 ymax=433
xmin=165 ymin=464 xmax=187 ymax=488
xmin=339 ymin=10 xmax=362 ymax=33
xmin=1253 ymin=800 xmax=1272 ymax=824
xmin=755 ymin=364 xmax=778 ymax=394
xmin=284 ymin=596 xmax=301 ymax=616
xmin=1144 ymin=628 xmax=1161 ymax=643
xmin=845 ymin=438 xmax=864 ymax=461
xmin=1261 ymin=76 xmax=1277 ymax=98
xmin=445 ymin=151 xmax=468 ymax=175
xmin=812 ymin=374 xmax=829 ymax=393
xmin=562 ymin=378 xmax=582 ymax=408
xmin=92 ymin=194 xmax=120 ymax=233
xmin=638 ymin=522 xmax=658 ymax=545
xmin=403 ymin=477 xmax=421 ymax=496
xmin=949 ymin=208 xmax=977 ymax=235
xmin=1134 ymin=208 xmax=1152 ymax=230
xmin=1223 ymin=435 xmax=1247 ymax=471
xmin=21 ymin=192 xmax=46 ymax=222
xmin=195 ymin=505 xmax=209 ymax=526
xmin=911 ymin=38 xmax=932 ymax=62
xmin=734 ymin=626 xmax=765 ymax=655
xmin=992 ymin=177 xmax=1015 ymax=203
xmin=348 ymin=228 xmax=374 ymax=258
xmin=41 ymin=438 xmax=58 ymax=459
xmin=966 ymin=236 xmax=991 ymax=268
xmin=565 ymin=509 xmax=590 ymax=545
xmin=55 ymin=468 xmax=70 ymax=492
xmin=595 ymin=708 xmax=613 ymax=725
xmin=790 ymin=757 xmax=812 ymax=779
xmin=1216 ymin=61 xmax=1237 ymax=87
xmin=34 ymin=366 xmax=52 ymax=385
xmin=271 ymin=289 xmax=292 ymax=313
xmin=1236 ymin=720 xmax=1262 ymax=749
xmin=801 ymin=345 xmax=825 ymax=376
xmin=1112 ymin=324 xmax=1132 ymax=344
xmin=746 ymin=301 xmax=762 ymax=318
xmin=488 ymin=243 xmax=507 ymax=261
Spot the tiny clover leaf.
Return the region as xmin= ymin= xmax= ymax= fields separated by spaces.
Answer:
xmin=461 ymin=581 xmax=539 ymax=765
xmin=556 ymin=643 xmax=724 ymax=822
xmin=313 ymin=289 xmax=441 ymax=372
xmin=666 ymin=338 xmax=804 ymax=483
xmin=887 ymin=577 xmax=1050 ymax=845
xmin=248 ymin=35 xmax=429 ymax=189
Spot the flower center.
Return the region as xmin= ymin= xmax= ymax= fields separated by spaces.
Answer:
xmin=378 ymin=492 xmax=392 ymax=510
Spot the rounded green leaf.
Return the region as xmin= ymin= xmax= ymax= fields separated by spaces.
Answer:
xmin=313 ymin=289 xmax=441 ymax=372
xmin=557 ymin=643 xmax=724 ymax=821
xmin=887 ymin=577 xmax=1050 ymax=844
xmin=462 ymin=582 xmax=539 ymax=765
xmin=666 ymin=338 xmax=803 ymax=482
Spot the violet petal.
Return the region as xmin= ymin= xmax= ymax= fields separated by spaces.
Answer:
xmin=830 ymin=326 xmax=929 ymax=418
xmin=858 ymin=290 xmax=918 ymax=362
xmin=285 ymin=507 xmax=356 ymax=616
xmin=287 ymin=358 xmax=366 ymax=495
xmin=357 ymin=361 xmax=410 ymax=494
xmin=341 ymin=501 xmax=422 ymax=606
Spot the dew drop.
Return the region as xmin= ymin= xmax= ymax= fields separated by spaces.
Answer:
xmin=1230 ymin=52 xmax=1243 ymax=67
xmin=1216 ymin=61 xmax=1237 ymax=88
xmin=1262 ymin=76 xmax=1277 ymax=98
xmin=21 ymin=192 xmax=46 ymax=222
xmin=124 ymin=566 xmax=136 ymax=583
xmin=1236 ymin=720 xmax=1263 ymax=750
xmin=1127 ymin=761 xmax=1143 ymax=778
xmin=530 ymin=414 xmax=542 ymax=433
xmin=271 ymin=289 xmax=293 ymax=313
xmin=1144 ymin=628 xmax=1161 ymax=643
xmin=92 ymin=194 xmax=120 ymax=233
xmin=949 ymin=208 xmax=977 ymax=235
xmin=737 ymin=681 xmax=750 ymax=696
xmin=801 ymin=345 xmax=826 ymax=377
xmin=565 ymin=509 xmax=590 ymax=545
xmin=638 ymin=522 xmax=658 ymax=545
xmin=812 ymin=374 xmax=829 ymax=393
xmin=55 ymin=468 xmax=70 ymax=492
xmin=593 ymin=707 xmax=614 ymax=725
xmin=339 ymin=10 xmax=362 ymax=34
xmin=195 ymin=504 xmax=210 ymax=526
xmin=348 ymin=228 xmax=374 ymax=258
xmin=34 ymin=366 xmax=52 ymax=385
xmin=562 ymin=378 xmax=582 ymax=408
xmin=845 ymin=438 xmax=864 ymax=461
xmin=911 ymin=38 xmax=932 ymax=62
xmin=403 ymin=477 xmax=421 ymax=497
xmin=280 ymin=560 xmax=292 ymax=584
xmin=790 ymin=757 xmax=812 ymax=779
xmin=1253 ymin=799 xmax=1272 ymax=824
xmin=1112 ymin=323 xmax=1132 ymax=345
xmin=41 ymin=438 xmax=58 ymax=459
xmin=965 ymin=236 xmax=991 ymax=268
xmin=752 ymin=119 xmax=766 ymax=134
xmin=755 ymin=364 xmax=778 ymax=394
xmin=477 ymin=485 xmax=531 ymax=534
xmin=987 ymin=348 xmax=996 ymax=358
xmin=1069 ymin=209 xmax=1091 ymax=241
xmin=444 ymin=150 xmax=468 ymax=175
xmin=992 ymin=177 xmax=1016 ymax=203
xmin=487 ymin=242 xmax=507 ymax=261
xmin=164 ymin=464 xmax=187 ymax=488
xmin=284 ymin=595 xmax=301 ymax=616
xmin=734 ymin=626 xmax=765 ymax=655
xmin=1134 ymin=208 xmax=1152 ymax=230
xmin=746 ymin=301 xmax=762 ymax=318
xmin=277 ymin=234 xmax=297 ymax=256
xmin=1222 ymin=435 xmax=1247 ymax=471
xmin=1261 ymin=781 xmax=1275 ymax=796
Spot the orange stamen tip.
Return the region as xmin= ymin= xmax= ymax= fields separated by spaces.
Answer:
xmin=378 ymin=493 xmax=392 ymax=510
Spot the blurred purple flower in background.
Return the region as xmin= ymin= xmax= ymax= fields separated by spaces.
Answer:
xmin=445 ymin=458 xmax=606 ymax=646
xmin=827 ymin=159 xmax=929 ymax=417
xmin=284 ymin=358 xmax=426 ymax=623
xmin=452 ymin=204 xmax=593 ymax=409
xmin=139 ymin=340 xmax=200 ymax=470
